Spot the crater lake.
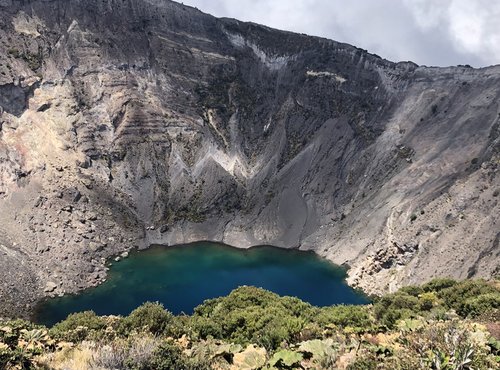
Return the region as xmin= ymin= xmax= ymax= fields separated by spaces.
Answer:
xmin=34 ymin=242 xmax=369 ymax=326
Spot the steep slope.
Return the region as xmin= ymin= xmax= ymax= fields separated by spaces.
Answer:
xmin=0 ymin=0 xmax=498 ymax=318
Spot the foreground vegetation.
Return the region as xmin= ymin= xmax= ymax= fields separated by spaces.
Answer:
xmin=1 ymin=279 xmax=499 ymax=369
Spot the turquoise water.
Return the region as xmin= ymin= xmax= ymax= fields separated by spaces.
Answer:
xmin=34 ymin=243 xmax=368 ymax=326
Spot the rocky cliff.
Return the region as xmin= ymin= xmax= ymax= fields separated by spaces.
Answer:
xmin=0 ymin=0 xmax=498 ymax=318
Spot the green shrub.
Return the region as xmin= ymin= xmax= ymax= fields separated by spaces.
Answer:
xmin=461 ymin=293 xmax=500 ymax=317
xmin=149 ymin=341 xmax=187 ymax=370
xmin=149 ymin=340 xmax=210 ymax=370
xmin=421 ymin=278 xmax=457 ymax=293
xmin=313 ymin=305 xmax=374 ymax=332
xmin=373 ymin=293 xmax=419 ymax=329
xmin=190 ymin=316 xmax=223 ymax=339
xmin=249 ymin=307 xmax=305 ymax=349
xmin=398 ymin=285 xmax=424 ymax=297
xmin=167 ymin=315 xmax=192 ymax=339
xmin=437 ymin=280 xmax=498 ymax=317
xmin=119 ymin=302 xmax=173 ymax=336
xmin=191 ymin=286 xmax=314 ymax=350
xmin=50 ymin=311 xmax=107 ymax=342
xmin=418 ymin=292 xmax=439 ymax=311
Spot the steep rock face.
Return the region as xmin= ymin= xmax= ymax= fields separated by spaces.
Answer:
xmin=0 ymin=0 xmax=498 ymax=317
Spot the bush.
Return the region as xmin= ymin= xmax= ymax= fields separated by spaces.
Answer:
xmin=190 ymin=316 xmax=223 ymax=339
xmin=373 ymin=293 xmax=419 ymax=329
xmin=119 ymin=302 xmax=173 ymax=336
xmin=191 ymin=286 xmax=314 ymax=349
xmin=461 ymin=293 xmax=500 ymax=317
xmin=421 ymin=278 xmax=457 ymax=293
xmin=398 ymin=285 xmax=424 ymax=297
xmin=149 ymin=340 xmax=210 ymax=370
xmin=50 ymin=311 xmax=107 ymax=342
xmin=167 ymin=315 xmax=193 ymax=339
xmin=437 ymin=280 xmax=499 ymax=317
xmin=313 ymin=305 xmax=374 ymax=332
xmin=418 ymin=292 xmax=439 ymax=311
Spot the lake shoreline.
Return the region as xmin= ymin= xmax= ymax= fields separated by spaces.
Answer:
xmin=32 ymin=242 xmax=369 ymax=327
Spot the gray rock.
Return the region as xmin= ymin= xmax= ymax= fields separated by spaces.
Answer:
xmin=43 ymin=281 xmax=57 ymax=293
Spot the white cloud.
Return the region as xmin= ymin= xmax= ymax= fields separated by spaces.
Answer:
xmin=404 ymin=0 xmax=449 ymax=29
xmin=404 ymin=0 xmax=500 ymax=65
xmin=182 ymin=0 xmax=500 ymax=67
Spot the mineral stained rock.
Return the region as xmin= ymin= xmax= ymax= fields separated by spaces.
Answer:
xmin=0 ymin=0 xmax=498 ymax=318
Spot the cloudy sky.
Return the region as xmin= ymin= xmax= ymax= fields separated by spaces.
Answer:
xmin=181 ymin=0 xmax=500 ymax=68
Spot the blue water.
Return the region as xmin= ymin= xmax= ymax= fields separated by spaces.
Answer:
xmin=34 ymin=242 xmax=368 ymax=326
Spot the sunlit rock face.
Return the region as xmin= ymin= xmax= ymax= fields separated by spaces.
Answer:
xmin=0 ymin=0 xmax=498 ymax=317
